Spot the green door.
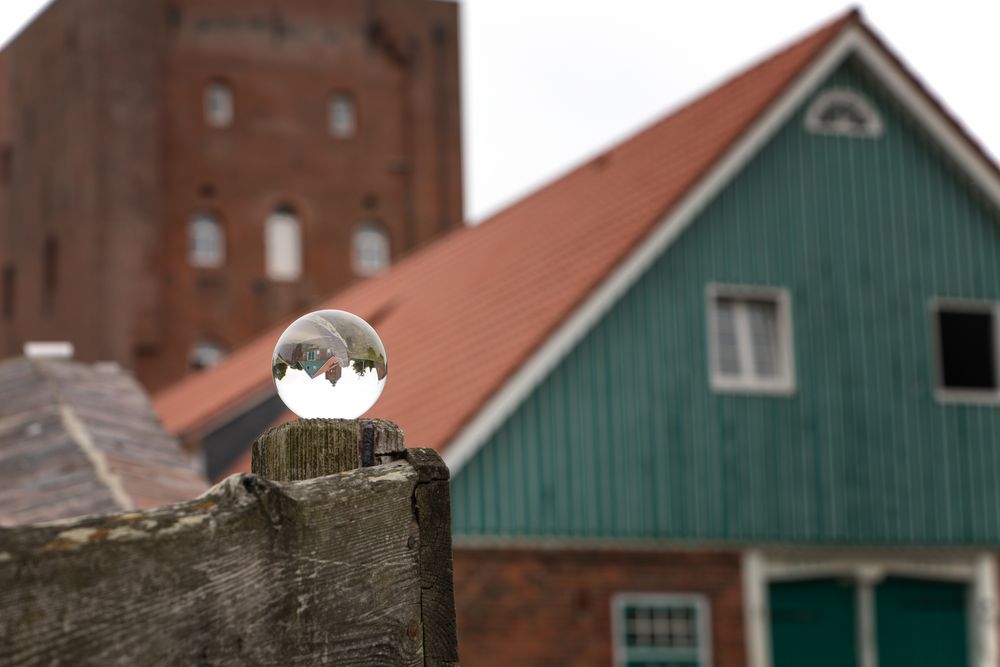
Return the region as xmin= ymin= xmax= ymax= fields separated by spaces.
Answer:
xmin=769 ymin=578 xmax=858 ymax=667
xmin=875 ymin=577 xmax=969 ymax=667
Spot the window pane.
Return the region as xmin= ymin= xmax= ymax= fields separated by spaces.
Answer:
xmin=265 ymin=208 xmax=303 ymax=281
xmin=190 ymin=340 xmax=226 ymax=370
xmin=353 ymin=222 xmax=390 ymax=276
xmin=618 ymin=599 xmax=705 ymax=667
xmin=189 ymin=213 xmax=224 ymax=268
xmin=714 ymin=298 xmax=741 ymax=376
xmin=204 ymin=81 xmax=233 ymax=127
xmin=330 ymin=93 xmax=356 ymax=138
xmin=938 ymin=310 xmax=997 ymax=389
xmin=746 ymin=299 xmax=779 ymax=378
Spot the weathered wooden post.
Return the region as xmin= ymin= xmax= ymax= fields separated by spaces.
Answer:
xmin=0 ymin=418 xmax=459 ymax=666
xmin=251 ymin=418 xmax=405 ymax=479
xmin=251 ymin=418 xmax=459 ymax=667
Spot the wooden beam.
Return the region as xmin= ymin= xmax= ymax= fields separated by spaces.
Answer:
xmin=0 ymin=462 xmax=422 ymax=665
xmin=407 ymin=447 xmax=459 ymax=667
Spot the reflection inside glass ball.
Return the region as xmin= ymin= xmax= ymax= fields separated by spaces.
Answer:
xmin=271 ymin=309 xmax=387 ymax=419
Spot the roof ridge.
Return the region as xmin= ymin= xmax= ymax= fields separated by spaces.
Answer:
xmin=36 ymin=360 xmax=134 ymax=512
xmin=470 ymin=8 xmax=859 ymax=228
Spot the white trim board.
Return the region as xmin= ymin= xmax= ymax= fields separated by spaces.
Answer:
xmin=442 ymin=24 xmax=1000 ymax=474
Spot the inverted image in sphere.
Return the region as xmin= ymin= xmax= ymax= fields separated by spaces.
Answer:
xmin=271 ymin=310 xmax=387 ymax=419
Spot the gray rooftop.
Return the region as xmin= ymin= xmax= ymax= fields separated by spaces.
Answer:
xmin=0 ymin=357 xmax=208 ymax=526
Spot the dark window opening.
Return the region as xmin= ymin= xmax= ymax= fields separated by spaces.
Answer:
xmin=938 ymin=309 xmax=997 ymax=390
xmin=166 ymin=4 xmax=182 ymax=27
xmin=2 ymin=264 xmax=14 ymax=320
xmin=0 ymin=146 xmax=11 ymax=185
xmin=43 ymin=236 xmax=58 ymax=298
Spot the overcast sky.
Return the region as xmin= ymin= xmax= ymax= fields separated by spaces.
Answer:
xmin=2 ymin=1 xmax=998 ymax=222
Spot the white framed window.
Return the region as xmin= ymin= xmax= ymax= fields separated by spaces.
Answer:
xmin=805 ymin=88 xmax=883 ymax=139
xmin=612 ymin=593 xmax=711 ymax=667
xmin=708 ymin=284 xmax=795 ymax=394
xmin=204 ymin=80 xmax=234 ymax=128
xmin=931 ymin=298 xmax=1000 ymax=403
xmin=265 ymin=206 xmax=303 ymax=281
xmin=190 ymin=339 xmax=226 ymax=370
xmin=188 ymin=212 xmax=225 ymax=268
xmin=329 ymin=92 xmax=356 ymax=138
xmin=352 ymin=222 xmax=390 ymax=276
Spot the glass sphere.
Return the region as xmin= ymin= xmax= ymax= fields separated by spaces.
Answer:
xmin=271 ymin=309 xmax=387 ymax=419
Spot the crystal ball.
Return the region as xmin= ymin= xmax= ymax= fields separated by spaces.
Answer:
xmin=271 ymin=309 xmax=387 ymax=419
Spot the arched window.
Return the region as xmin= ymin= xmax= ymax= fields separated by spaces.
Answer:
xmin=804 ymin=88 xmax=883 ymax=139
xmin=204 ymin=80 xmax=234 ymax=128
xmin=265 ymin=205 xmax=303 ymax=281
xmin=188 ymin=212 xmax=225 ymax=268
xmin=190 ymin=339 xmax=226 ymax=370
xmin=352 ymin=222 xmax=390 ymax=276
xmin=329 ymin=92 xmax=356 ymax=138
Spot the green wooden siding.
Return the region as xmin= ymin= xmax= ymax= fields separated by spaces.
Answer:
xmin=451 ymin=58 xmax=1000 ymax=544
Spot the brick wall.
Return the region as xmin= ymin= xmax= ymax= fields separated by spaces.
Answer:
xmin=0 ymin=0 xmax=163 ymax=367
xmin=0 ymin=0 xmax=463 ymax=392
xmin=453 ymin=546 xmax=746 ymax=666
xmin=143 ymin=0 xmax=463 ymax=390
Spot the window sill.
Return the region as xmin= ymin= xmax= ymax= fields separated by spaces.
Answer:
xmin=710 ymin=377 xmax=796 ymax=396
xmin=935 ymin=388 xmax=1000 ymax=406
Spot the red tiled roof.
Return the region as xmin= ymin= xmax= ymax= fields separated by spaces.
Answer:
xmin=154 ymin=10 xmax=859 ymax=470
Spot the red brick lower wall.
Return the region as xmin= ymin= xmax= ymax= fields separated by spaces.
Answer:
xmin=452 ymin=546 xmax=745 ymax=666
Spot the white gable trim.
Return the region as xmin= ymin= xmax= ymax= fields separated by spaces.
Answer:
xmin=849 ymin=31 xmax=1000 ymax=207
xmin=443 ymin=25 xmax=1000 ymax=474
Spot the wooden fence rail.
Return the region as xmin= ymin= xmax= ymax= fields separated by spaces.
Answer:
xmin=0 ymin=419 xmax=458 ymax=666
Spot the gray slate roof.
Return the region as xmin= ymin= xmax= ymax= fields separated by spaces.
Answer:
xmin=0 ymin=357 xmax=208 ymax=526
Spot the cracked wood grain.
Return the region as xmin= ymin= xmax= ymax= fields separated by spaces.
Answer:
xmin=406 ymin=448 xmax=459 ymax=667
xmin=0 ymin=461 xmax=423 ymax=666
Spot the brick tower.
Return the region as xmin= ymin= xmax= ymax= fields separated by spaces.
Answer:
xmin=0 ymin=0 xmax=463 ymax=391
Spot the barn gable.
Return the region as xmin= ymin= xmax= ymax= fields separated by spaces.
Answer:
xmin=451 ymin=51 xmax=1000 ymax=545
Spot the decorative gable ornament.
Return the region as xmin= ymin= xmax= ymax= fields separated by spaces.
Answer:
xmin=804 ymin=88 xmax=883 ymax=138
